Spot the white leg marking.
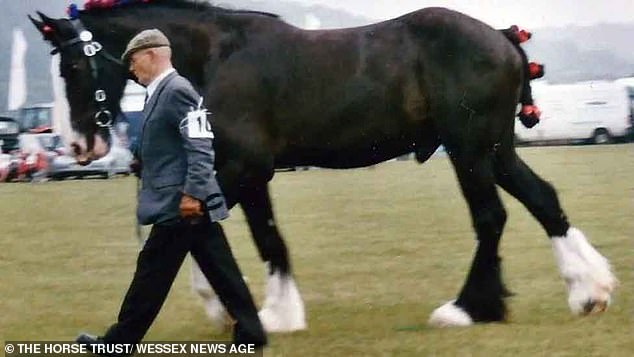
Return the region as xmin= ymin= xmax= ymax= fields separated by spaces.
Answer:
xmin=190 ymin=259 xmax=230 ymax=332
xmin=428 ymin=300 xmax=473 ymax=327
xmin=258 ymin=266 xmax=307 ymax=333
xmin=552 ymin=227 xmax=617 ymax=315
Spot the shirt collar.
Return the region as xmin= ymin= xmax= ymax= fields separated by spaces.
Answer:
xmin=145 ymin=67 xmax=176 ymax=102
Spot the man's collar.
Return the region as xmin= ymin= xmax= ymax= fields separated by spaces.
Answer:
xmin=146 ymin=67 xmax=176 ymax=101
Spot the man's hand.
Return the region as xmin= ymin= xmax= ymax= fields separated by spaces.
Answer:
xmin=180 ymin=193 xmax=203 ymax=219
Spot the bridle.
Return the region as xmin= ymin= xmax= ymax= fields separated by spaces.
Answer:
xmin=53 ymin=19 xmax=124 ymax=129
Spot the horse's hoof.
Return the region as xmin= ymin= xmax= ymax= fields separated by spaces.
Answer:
xmin=552 ymin=227 xmax=617 ymax=316
xmin=428 ymin=300 xmax=473 ymax=327
xmin=582 ymin=299 xmax=609 ymax=315
xmin=568 ymin=287 xmax=613 ymax=316
xmin=203 ymin=295 xmax=232 ymax=332
xmin=258 ymin=306 xmax=307 ymax=333
xmin=259 ymin=271 xmax=307 ymax=333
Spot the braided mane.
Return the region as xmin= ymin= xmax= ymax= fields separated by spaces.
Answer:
xmin=68 ymin=0 xmax=279 ymax=19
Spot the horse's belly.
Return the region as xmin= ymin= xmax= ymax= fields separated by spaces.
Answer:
xmin=275 ymin=138 xmax=416 ymax=169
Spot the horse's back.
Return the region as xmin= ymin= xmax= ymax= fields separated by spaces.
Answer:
xmin=211 ymin=7 xmax=524 ymax=168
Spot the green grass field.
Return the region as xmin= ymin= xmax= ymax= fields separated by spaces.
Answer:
xmin=1 ymin=144 xmax=632 ymax=356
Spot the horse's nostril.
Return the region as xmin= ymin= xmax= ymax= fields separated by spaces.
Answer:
xmin=71 ymin=142 xmax=82 ymax=156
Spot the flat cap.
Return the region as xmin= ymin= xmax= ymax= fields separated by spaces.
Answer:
xmin=121 ymin=29 xmax=170 ymax=61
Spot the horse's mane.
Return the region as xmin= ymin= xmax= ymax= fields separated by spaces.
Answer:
xmin=78 ymin=0 xmax=280 ymax=19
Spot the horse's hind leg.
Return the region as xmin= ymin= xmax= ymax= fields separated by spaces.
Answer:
xmin=494 ymin=149 xmax=617 ymax=315
xmin=239 ymin=184 xmax=307 ymax=332
xmin=429 ymin=149 xmax=509 ymax=326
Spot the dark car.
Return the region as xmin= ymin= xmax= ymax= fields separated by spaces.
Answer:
xmin=0 ymin=116 xmax=20 ymax=153
xmin=16 ymin=103 xmax=54 ymax=133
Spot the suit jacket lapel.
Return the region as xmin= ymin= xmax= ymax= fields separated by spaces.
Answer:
xmin=139 ymin=71 xmax=178 ymax=157
xmin=142 ymin=71 xmax=178 ymax=122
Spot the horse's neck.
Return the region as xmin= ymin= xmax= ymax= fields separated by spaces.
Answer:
xmin=80 ymin=16 xmax=132 ymax=58
xmin=80 ymin=9 xmax=283 ymax=90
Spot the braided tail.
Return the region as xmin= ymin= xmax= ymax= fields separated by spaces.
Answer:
xmin=500 ymin=26 xmax=543 ymax=128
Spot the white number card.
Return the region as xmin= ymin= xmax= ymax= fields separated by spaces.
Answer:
xmin=185 ymin=98 xmax=214 ymax=138
xmin=187 ymin=109 xmax=214 ymax=138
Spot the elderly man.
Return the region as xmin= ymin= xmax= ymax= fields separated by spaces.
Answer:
xmin=76 ymin=29 xmax=266 ymax=354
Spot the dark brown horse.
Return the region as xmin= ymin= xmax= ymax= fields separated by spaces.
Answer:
xmin=30 ymin=0 xmax=615 ymax=332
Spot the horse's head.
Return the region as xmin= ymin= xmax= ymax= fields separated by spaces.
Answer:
xmin=29 ymin=12 xmax=128 ymax=163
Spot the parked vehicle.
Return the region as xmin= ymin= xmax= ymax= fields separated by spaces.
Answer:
xmin=0 ymin=133 xmax=58 ymax=182
xmin=6 ymin=132 xmax=133 ymax=181
xmin=49 ymin=144 xmax=133 ymax=179
xmin=514 ymin=81 xmax=631 ymax=144
xmin=615 ymin=77 xmax=634 ymax=140
xmin=0 ymin=116 xmax=20 ymax=153
xmin=19 ymin=132 xmax=65 ymax=153
xmin=0 ymin=153 xmax=17 ymax=182
xmin=16 ymin=103 xmax=54 ymax=133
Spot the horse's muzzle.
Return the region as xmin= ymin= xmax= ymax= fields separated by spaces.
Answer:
xmin=71 ymin=132 xmax=111 ymax=164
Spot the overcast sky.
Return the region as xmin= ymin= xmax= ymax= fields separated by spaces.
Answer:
xmin=282 ymin=0 xmax=634 ymax=28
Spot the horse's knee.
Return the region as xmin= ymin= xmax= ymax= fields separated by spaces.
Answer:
xmin=473 ymin=204 xmax=507 ymax=239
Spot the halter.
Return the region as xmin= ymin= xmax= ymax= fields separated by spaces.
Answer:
xmin=53 ymin=19 xmax=124 ymax=129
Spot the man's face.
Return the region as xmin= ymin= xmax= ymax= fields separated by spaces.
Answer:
xmin=128 ymin=49 xmax=153 ymax=86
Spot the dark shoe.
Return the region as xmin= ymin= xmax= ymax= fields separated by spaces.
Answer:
xmin=233 ymin=327 xmax=267 ymax=350
xmin=75 ymin=333 xmax=126 ymax=357
xmin=76 ymin=332 xmax=101 ymax=346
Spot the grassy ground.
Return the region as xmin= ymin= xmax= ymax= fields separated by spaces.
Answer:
xmin=1 ymin=144 xmax=632 ymax=356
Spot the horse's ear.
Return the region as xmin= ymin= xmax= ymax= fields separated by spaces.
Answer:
xmin=28 ymin=14 xmax=44 ymax=30
xmin=29 ymin=12 xmax=58 ymax=43
xmin=29 ymin=14 xmax=47 ymax=35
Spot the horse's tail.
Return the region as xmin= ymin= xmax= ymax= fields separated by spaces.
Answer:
xmin=500 ymin=25 xmax=543 ymax=128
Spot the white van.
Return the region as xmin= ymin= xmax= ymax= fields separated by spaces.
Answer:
xmin=615 ymin=77 xmax=634 ymax=129
xmin=515 ymin=81 xmax=631 ymax=144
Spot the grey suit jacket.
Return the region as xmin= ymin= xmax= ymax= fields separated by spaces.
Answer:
xmin=136 ymin=71 xmax=228 ymax=225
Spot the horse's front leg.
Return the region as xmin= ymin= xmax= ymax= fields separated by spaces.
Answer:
xmin=189 ymin=139 xmax=305 ymax=332
xmin=189 ymin=160 xmax=244 ymax=332
xmin=429 ymin=151 xmax=509 ymax=326
xmin=240 ymin=184 xmax=306 ymax=333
